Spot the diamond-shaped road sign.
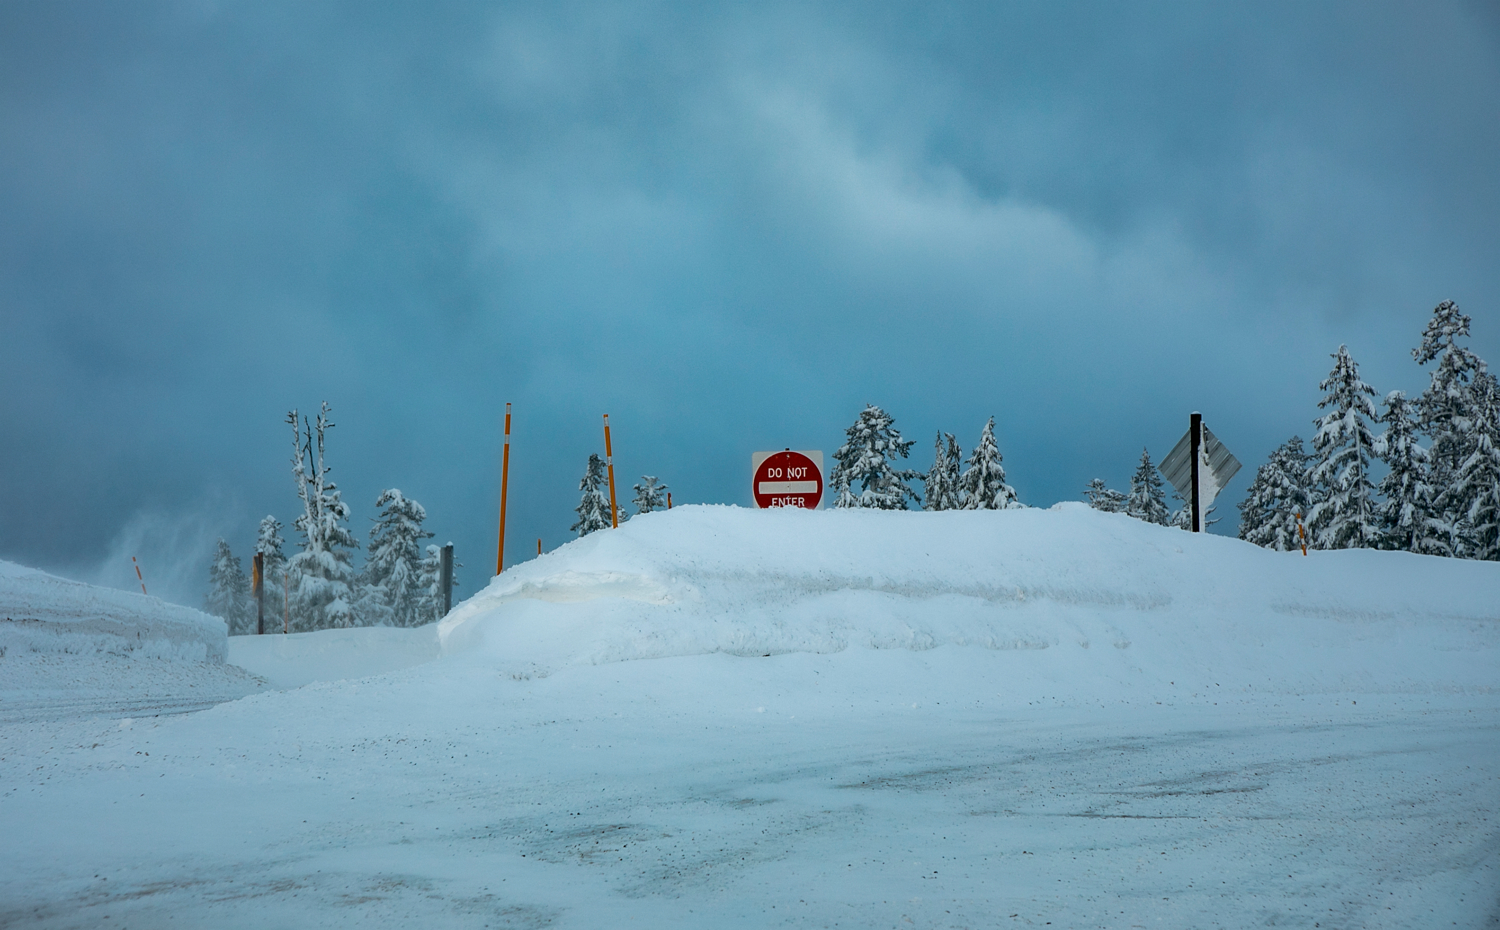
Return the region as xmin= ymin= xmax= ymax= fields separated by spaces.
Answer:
xmin=1159 ymin=413 xmax=1240 ymax=531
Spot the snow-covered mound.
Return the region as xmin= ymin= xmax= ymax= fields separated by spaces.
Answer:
xmin=228 ymin=624 xmax=440 ymax=689
xmin=0 ymin=559 xmax=227 ymax=663
xmin=441 ymin=503 xmax=1500 ymax=696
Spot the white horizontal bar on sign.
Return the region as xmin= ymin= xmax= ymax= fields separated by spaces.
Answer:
xmin=759 ymin=480 xmax=819 ymax=494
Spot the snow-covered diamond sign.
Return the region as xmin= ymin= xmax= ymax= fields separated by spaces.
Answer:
xmin=1159 ymin=413 xmax=1240 ymax=532
xmin=751 ymin=450 xmax=824 ymax=509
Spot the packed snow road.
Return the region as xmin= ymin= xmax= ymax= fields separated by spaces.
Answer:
xmin=2 ymin=505 xmax=1497 ymax=927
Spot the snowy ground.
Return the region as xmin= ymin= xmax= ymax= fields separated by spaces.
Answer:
xmin=2 ymin=505 xmax=1498 ymax=928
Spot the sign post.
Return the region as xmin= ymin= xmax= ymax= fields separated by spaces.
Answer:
xmin=253 ymin=552 xmax=264 ymax=635
xmin=440 ymin=544 xmax=454 ymax=617
xmin=751 ymin=450 xmax=824 ymax=509
xmin=496 ymin=403 xmax=511 ymax=575
xmin=604 ymin=414 xmax=620 ymax=528
xmin=1159 ymin=412 xmax=1241 ymax=532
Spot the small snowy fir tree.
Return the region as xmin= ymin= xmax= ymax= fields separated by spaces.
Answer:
xmin=363 ymin=489 xmax=434 ymax=627
xmin=285 ymin=404 xmax=361 ymax=631
xmin=924 ymin=433 xmax=965 ymax=511
xmin=1125 ymin=449 xmax=1169 ymax=525
xmin=1413 ymin=300 xmax=1487 ymax=486
xmin=1455 ymin=372 xmax=1500 ymax=560
xmin=960 ymin=417 xmax=1019 ymax=509
xmin=414 ymin=543 xmax=460 ymax=623
xmin=632 ymin=476 xmax=668 ymax=514
xmin=1307 ymin=345 xmax=1380 ymax=550
xmin=205 ymin=537 xmax=252 ymax=634
xmin=828 ymin=404 xmax=921 ymax=510
xmin=1085 ymin=478 xmax=1126 ymax=513
xmin=1374 ymin=392 xmax=1449 ymax=555
xmin=1236 ymin=436 xmax=1313 ymax=551
xmin=255 ymin=515 xmax=288 ymax=605
xmin=572 ymin=453 xmax=613 ymax=536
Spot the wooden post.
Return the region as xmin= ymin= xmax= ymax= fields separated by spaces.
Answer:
xmin=253 ymin=552 xmax=265 ymax=635
xmin=603 ymin=414 xmax=620 ymax=529
xmin=537 ymin=538 xmax=542 ymax=556
xmin=496 ymin=403 xmax=512 ymax=575
xmin=132 ymin=556 xmax=147 ymax=595
xmin=1189 ymin=412 xmax=1203 ymax=533
xmin=667 ymin=492 xmax=672 ymax=509
xmin=440 ymin=544 xmax=454 ymax=617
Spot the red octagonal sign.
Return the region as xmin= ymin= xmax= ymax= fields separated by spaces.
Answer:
xmin=752 ymin=450 xmax=823 ymax=509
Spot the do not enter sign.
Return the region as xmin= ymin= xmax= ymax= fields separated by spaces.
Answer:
xmin=751 ymin=450 xmax=824 ymax=509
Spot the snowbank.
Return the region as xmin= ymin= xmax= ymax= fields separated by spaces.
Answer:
xmin=0 ymin=559 xmax=227 ymax=663
xmin=228 ymin=624 xmax=440 ymax=689
xmin=440 ymin=503 xmax=1500 ymax=696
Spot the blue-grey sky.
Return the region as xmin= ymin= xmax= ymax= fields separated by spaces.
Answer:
xmin=3 ymin=1 xmax=1498 ymax=604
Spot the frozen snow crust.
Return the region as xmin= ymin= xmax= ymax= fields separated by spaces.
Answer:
xmin=0 ymin=559 xmax=227 ymax=663
xmin=442 ymin=503 xmax=1500 ymax=696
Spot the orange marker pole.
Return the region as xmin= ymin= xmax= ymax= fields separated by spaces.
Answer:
xmin=1297 ymin=512 xmax=1307 ymax=556
xmin=603 ymin=414 xmax=620 ymax=529
xmin=283 ymin=572 xmax=289 ymax=634
xmin=496 ymin=403 xmax=512 ymax=575
xmin=667 ymin=492 xmax=672 ymax=510
xmin=132 ymin=556 xmax=147 ymax=595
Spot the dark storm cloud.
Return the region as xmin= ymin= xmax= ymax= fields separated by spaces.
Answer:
xmin=2 ymin=1 xmax=1497 ymax=601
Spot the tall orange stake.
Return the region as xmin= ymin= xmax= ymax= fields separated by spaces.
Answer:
xmin=603 ymin=414 xmax=620 ymax=528
xmin=132 ymin=556 xmax=147 ymax=595
xmin=496 ymin=403 xmax=512 ymax=575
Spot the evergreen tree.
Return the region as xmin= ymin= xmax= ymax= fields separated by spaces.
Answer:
xmin=828 ymin=404 xmax=921 ymax=510
xmin=414 ymin=543 xmax=460 ymax=623
xmin=960 ymin=417 xmax=1019 ymax=509
xmin=1125 ymin=449 xmax=1169 ymax=525
xmin=632 ymin=476 xmax=668 ymax=514
xmin=255 ymin=516 xmax=288 ymax=611
xmin=1374 ymin=392 xmax=1449 ymax=555
xmin=572 ymin=453 xmax=613 ymax=536
xmin=204 ymin=537 xmax=251 ymax=633
xmin=363 ymin=489 xmax=434 ymax=627
xmin=1455 ymin=372 xmax=1500 ymax=560
xmin=924 ymin=433 xmax=964 ymax=511
xmin=1413 ymin=300 xmax=1486 ymax=490
xmin=832 ymin=471 xmax=859 ymax=510
xmin=1307 ymin=346 xmax=1380 ymax=550
xmin=1237 ymin=436 xmax=1313 ymax=551
xmin=285 ymin=404 xmax=360 ymax=630
xmin=1085 ymin=478 xmax=1126 ymax=513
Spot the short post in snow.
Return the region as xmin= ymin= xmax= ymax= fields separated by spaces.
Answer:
xmin=132 ymin=556 xmax=147 ymax=595
xmin=495 ymin=402 xmax=512 ymax=576
xmin=603 ymin=414 xmax=620 ymax=529
xmin=253 ymin=552 xmax=265 ymax=635
xmin=440 ymin=544 xmax=454 ymax=617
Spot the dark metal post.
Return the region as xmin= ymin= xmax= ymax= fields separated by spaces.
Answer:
xmin=253 ymin=552 xmax=265 ymax=635
xmin=440 ymin=544 xmax=454 ymax=617
xmin=1189 ymin=411 xmax=1202 ymax=533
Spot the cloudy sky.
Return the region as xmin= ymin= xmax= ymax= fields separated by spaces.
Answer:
xmin=2 ymin=1 xmax=1497 ymax=604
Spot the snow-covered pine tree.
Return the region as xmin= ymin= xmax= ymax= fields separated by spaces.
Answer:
xmin=363 ymin=489 xmax=434 ymax=627
xmin=1374 ymin=392 xmax=1449 ymax=555
xmin=1455 ymin=371 xmax=1500 ymax=560
xmin=1413 ymin=300 xmax=1490 ymax=553
xmin=960 ymin=417 xmax=1019 ymax=509
xmin=204 ymin=537 xmax=251 ymax=633
xmin=254 ymin=516 xmax=288 ymax=608
xmin=633 ymin=476 xmax=668 ymax=514
xmin=572 ymin=453 xmax=613 ymax=536
xmin=924 ymin=433 xmax=965 ymax=511
xmin=285 ymin=404 xmax=361 ymax=631
xmin=832 ymin=471 xmax=858 ymax=509
xmin=1307 ymin=345 xmax=1381 ymax=550
xmin=1085 ymin=478 xmax=1126 ymax=513
xmin=1125 ymin=449 xmax=1169 ymax=525
xmin=414 ymin=543 xmax=460 ymax=623
xmin=1236 ymin=436 xmax=1313 ymax=551
xmin=828 ymin=405 xmax=921 ymax=510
